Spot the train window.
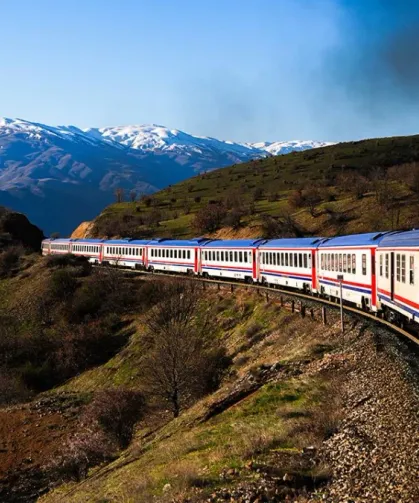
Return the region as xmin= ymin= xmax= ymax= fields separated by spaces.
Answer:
xmin=293 ymin=253 xmax=297 ymax=267
xmin=220 ymin=251 xmax=224 ymax=261
xmin=303 ymin=254 xmax=308 ymax=269
xmin=330 ymin=254 xmax=334 ymax=271
xmin=285 ymin=253 xmax=288 ymax=266
xmin=410 ymin=256 xmax=414 ymax=285
xmin=187 ymin=250 xmax=191 ymax=260
xmin=396 ymin=254 xmax=400 ymax=281
xmin=290 ymin=253 xmax=293 ymax=267
xmin=321 ymin=253 xmax=325 ymax=270
xmin=298 ymin=253 xmax=302 ymax=268
xmin=352 ymin=254 xmax=356 ymax=274
xmin=273 ymin=253 xmax=276 ymax=266
xmin=343 ymin=254 xmax=347 ymax=273
xmin=401 ymin=255 xmax=406 ymax=283
xmin=385 ymin=254 xmax=388 ymax=278
xmin=238 ymin=251 xmax=241 ymax=263
xmin=379 ymin=255 xmax=383 ymax=277
xmin=280 ymin=252 xmax=283 ymax=266
xmin=234 ymin=251 xmax=237 ymax=262
xmin=215 ymin=251 xmax=218 ymax=261
xmin=361 ymin=254 xmax=367 ymax=276
xmin=338 ymin=254 xmax=342 ymax=272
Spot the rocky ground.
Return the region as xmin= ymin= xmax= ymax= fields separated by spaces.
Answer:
xmin=198 ymin=326 xmax=419 ymax=503
xmin=315 ymin=329 xmax=419 ymax=503
xmin=0 ymin=393 xmax=86 ymax=503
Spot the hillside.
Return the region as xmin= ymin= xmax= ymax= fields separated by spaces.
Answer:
xmin=88 ymin=133 xmax=419 ymax=240
xmin=0 ymin=255 xmax=417 ymax=502
xmin=0 ymin=118 xmax=330 ymax=236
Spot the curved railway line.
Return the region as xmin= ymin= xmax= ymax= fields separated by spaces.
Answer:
xmin=128 ymin=268 xmax=419 ymax=347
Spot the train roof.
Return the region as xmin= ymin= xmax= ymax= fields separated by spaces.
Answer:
xmin=202 ymin=239 xmax=265 ymax=248
xmin=318 ymin=232 xmax=390 ymax=248
xmin=377 ymin=229 xmax=419 ymax=248
xmin=71 ymin=239 xmax=106 ymax=243
xmin=259 ymin=237 xmax=324 ymax=249
xmin=147 ymin=238 xmax=212 ymax=247
xmin=103 ymin=239 xmax=151 ymax=245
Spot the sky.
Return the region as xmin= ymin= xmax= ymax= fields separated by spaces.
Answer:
xmin=1 ymin=0 xmax=419 ymax=143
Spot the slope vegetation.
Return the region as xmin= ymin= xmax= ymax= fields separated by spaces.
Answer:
xmin=89 ymin=134 xmax=419 ymax=240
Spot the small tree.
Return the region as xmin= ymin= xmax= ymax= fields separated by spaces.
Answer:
xmin=303 ymin=187 xmax=322 ymax=217
xmin=114 ymin=187 xmax=125 ymax=203
xmin=129 ymin=190 xmax=137 ymax=203
xmin=193 ymin=202 xmax=227 ymax=234
xmin=140 ymin=281 xmax=227 ymax=417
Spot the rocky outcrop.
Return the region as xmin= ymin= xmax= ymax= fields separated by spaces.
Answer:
xmin=71 ymin=221 xmax=94 ymax=239
xmin=0 ymin=207 xmax=44 ymax=251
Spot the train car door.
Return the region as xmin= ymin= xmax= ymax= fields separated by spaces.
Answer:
xmin=390 ymin=252 xmax=395 ymax=301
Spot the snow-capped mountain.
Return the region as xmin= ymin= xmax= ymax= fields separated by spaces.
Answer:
xmin=83 ymin=124 xmax=266 ymax=170
xmin=0 ymin=118 xmax=332 ymax=235
xmin=251 ymin=140 xmax=335 ymax=156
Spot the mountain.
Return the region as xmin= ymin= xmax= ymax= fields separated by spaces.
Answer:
xmin=0 ymin=118 xmax=331 ymax=235
xmin=251 ymin=140 xmax=334 ymax=155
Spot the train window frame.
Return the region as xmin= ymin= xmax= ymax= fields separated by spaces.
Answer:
xmin=299 ymin=253 xmax=302 ymax=268
xmin=343 ymin=254 xmax=347 ymax=273
xmin=303 ymin=254 xmax=308 ymax=269
xmin=396 ymin=253 xmax=400 ymax=282
xmin=187 ymin=250 xmax=191 ymax=260
xmin=401 ymin=254 xmax=406 ymax=283
xmin=362 ymin=254 xmax=367 ymax=276
xmin=379 ymin=254 xmax=383 ymax=277
xmin=321 ymin=253 xmax=325 ymax=270
xmin=352 ymin=254 xmax=356 ymax=274
xmin=339 ymin=254 xmax=342 ymax=273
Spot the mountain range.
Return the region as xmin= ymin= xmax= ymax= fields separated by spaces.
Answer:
xmin=0 ymin=118 xmax=333 ymax=235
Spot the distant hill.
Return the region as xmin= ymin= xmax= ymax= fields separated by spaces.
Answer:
xmin=88 ymin=134 xmax=419 ymax=240
xmin=0 ymin=118 xmax=330 ymax=236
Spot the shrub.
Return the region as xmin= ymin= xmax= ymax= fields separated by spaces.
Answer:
xmin=0 ymin=245 xmax=24 ymax=278
xmin=193 ymin=202 xmax=227 ymax=234
xmin=86 ymin=388 xmax=145 ymax=447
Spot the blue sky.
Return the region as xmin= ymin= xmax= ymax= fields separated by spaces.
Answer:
xmin=1 ymin=0 xmax=419 ymax=142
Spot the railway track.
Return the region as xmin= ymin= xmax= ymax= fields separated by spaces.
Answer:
xmin=122 ymin=267 xmax=419 ymax=347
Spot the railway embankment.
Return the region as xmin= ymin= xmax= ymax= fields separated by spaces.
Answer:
xmin=38 ymin=278 xmax=418 ymax=503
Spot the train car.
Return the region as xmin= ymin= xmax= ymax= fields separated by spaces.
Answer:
xmin=376 ymin=230 xmax=419 ymax=322
xmin=70 ymin=239 xmax=104 ymax=264
xmin=258 ymin=238 xmax=324 ymax=292
xmin=146 ymin=238 xmax=211 ymax=274
xmin=41 ymin=238 xmax=52 ymax=256
xmin=201 ymin=239 xmax=264 ymax=282
xmin=317 ymin=232 xmax=390 ymax=311
xmin=43 ymin=238 xmax=71 ymax=255
xmin=102 ymin=239 xmax=150 ymax=268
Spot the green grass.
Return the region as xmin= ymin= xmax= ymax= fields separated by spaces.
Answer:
xmin=87 ymin=133 xmax=419 ymax=240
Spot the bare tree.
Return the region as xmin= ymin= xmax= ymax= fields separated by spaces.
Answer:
xmin=129 ymin=190 xmax=137 ymax=203
xmin=140 ymin=280 xmax=227 ymax=417
xmin=304 ymin=187 xmax=322 ymax=217
xmin=114 ymin=187 xmax=125 ymax=204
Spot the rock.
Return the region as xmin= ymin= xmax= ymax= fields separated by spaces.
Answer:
xmin=162 ymin=483 xmax=171 ymax=493
xmin=283 ymin=473 xmax=294 ymax=482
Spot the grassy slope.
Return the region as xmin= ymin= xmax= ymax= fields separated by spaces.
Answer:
xmin=41 ymin=287 xmax=348 ymax=502
xmin=88 ymin=134 xmax=419 ymax=239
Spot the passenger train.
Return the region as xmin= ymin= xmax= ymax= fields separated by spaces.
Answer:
xmin=42 ymin=230 xmax=419 ymax=324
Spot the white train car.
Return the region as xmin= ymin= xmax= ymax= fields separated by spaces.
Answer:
xmin=42 ymin=238 xmax=71 ymax=255
xmin=102 ymin=239 xmax=149 ymax=269
xmin=376 ymin=230 xmax=419 ymax=322
xmin=70 ymin=239 xmax=103 ymax=264
xmin=146 ymin=238 xmax=210 ymax=274
xmin=258 ymin=238 xmax=324 ymax=292
xmin=317 ymin=232 xmax=389 ymax=311
xmin=201 ymin=240 xmax=263 ymax=282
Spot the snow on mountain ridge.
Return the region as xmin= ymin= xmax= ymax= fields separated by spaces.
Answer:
xmin=251 ymin=140 xmax=335 ymax=155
